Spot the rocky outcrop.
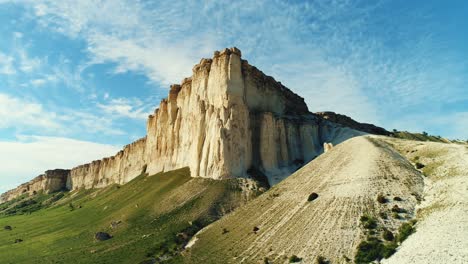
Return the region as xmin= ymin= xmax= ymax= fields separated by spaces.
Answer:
xmin=0 ymin=169 xmax=69 ymax=203
xmin=2 ymin=47 xmax=365 ymax=202
xmin=315 ymin=111 xmax=391 ymax=136
xmin=323 ymin=142 xmax=334 ymax=153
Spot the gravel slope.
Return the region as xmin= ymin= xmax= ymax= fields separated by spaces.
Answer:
xmin=380 ymin=137 xmax=468 ymax=264
xmin=184 ymin=136 xmax=424 ymax=263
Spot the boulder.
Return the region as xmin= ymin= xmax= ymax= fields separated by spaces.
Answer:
xmin=94 ymin=232 xmax=112 ymax=241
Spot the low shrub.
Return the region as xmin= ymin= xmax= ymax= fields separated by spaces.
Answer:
xmin=355 ymin=237 xmax=398 ymax=264
xmin=379 ymin=212 xmax=388 ymax=219
xmin=391 ymin=205 xmax=406 ymax=213
xmin=398 ymin=222 xmax=415 ymax=243
xmin=415 ymin=162 xmax=425 ymax=169
xmin=355 ymin=237 xmax=384 ymax=263
xmin=393 ymin=196 xmax=403 ymax=201
xmin=377 ymin=194 xmax=387 ymax=204
xmin=382 ymin=229 xmax=394 ymax=241
xmin=289 ymin=255 xmax=302 ymax=263
xmin=360 ymin=215 xmax=378 ymax=229
xmin=316 ymin=255 xmax=329 ymax=264
xmin=382 ymin=242 xmax=398 ymax=258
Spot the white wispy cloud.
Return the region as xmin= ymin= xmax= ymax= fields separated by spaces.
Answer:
xmin=18 ymin=0 xmax=216 ymax=86
xmin=0 ymin=135 xmax=121 ymax=192
xmin=97 ymin=97 xmax=151 ymax=120
xmin=0 ymin=93 xmax=125 ymax=136
xmin=18 ymin=48 xmax=42 ymax=73
xmin=0 ymin=93 xmax=61 ymax=130
xmin=2 ymin=0 xmax=467 ymax=138
xmin=0 ymin=52 xmax=15 ymax=75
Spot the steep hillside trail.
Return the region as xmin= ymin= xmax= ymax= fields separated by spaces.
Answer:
xmin=185 ymin=136 xmax=424 ymax=263
xmin=380 ymin=137 xmax=468 ymax=264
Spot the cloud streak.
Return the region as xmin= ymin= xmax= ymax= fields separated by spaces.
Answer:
xmin=0 ymin=52 xmax=15 ymax=75
xmin=0 ymin=93 xmax=126 ymax=137
xmin=2 ymin=0 xmax=467 ymax=138
xmin=0 ymin=135 xmax=121 ymax=192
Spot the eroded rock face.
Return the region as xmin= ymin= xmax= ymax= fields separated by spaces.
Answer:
xmin=68 ymin=137 xmax=147 ymax=189
xmin=0 ymin=169 xmax=69 ymax=203
xmin=1 ymin=47 xmax=364 ymax=202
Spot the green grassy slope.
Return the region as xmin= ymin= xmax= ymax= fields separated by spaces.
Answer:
xmin=0 ymin=168 xmax=260 ymax=264
xmin=392 ymin=131 xmax=451 ymax=143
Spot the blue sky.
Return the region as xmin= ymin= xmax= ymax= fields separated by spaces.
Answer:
xmin=0 ymin=0 xmax=467 ymax=192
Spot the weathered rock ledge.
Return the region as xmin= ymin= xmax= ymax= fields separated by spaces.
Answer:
xmin=315 ymin=111 xmax=390 ymax=136
xmin=1 ymin=169 xmax=69 ymax=202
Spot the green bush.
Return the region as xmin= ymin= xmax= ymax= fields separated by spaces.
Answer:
xmin=360 ymin=215 xmax=378 ymax=229
xmin=289 ymin=255 xmax=302 ymax=263
xmin=382 ymin=229 xmax=394 ymax=241
xmin=316 ymin=255 xmax=329 ymax=264
xmin=415 ymin=162 xmax=425 ymax=169
xmin=377 ymin=194 xmax=387 ymax=204
xmin=398 ymin=222 xmax=415 ymax=243
xmin=382 ymin=242 xmax=398 ymax=258
xmin=379 ymin=212 xmax=388 ymax=219
xmin=355 ymin=237 xmax=384 ymax=263
xmin=391 ymin=205 xmax=406 ymax=213
xmin=355 ymin=237 xmax=398 ymax=264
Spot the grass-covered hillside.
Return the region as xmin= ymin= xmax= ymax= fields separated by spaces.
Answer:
xmin=0 ymin=168 xmax=261 ymax=264
xmin=391 ymin=131 xmax=452 ymax=143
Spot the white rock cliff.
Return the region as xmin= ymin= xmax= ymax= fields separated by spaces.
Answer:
xmin=1 ymin=47 xmax=362 ymax=203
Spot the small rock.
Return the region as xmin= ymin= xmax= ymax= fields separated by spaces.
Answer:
xmin=110 ymin=220 xmax=122 ymax=229
xmin=323 ymin=142 xmax=334 ymax=153
xmin=307 ymin=192 xmax=319 ymax=202
xmin=95 ymin=232 xmax=112 ymax=241
xmin=4 ymin=225 xmax=12 ymax=231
